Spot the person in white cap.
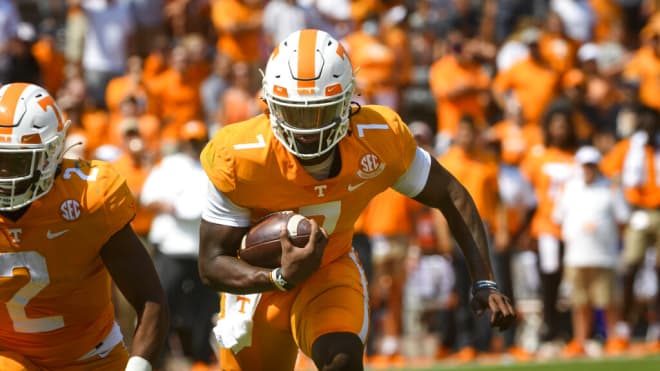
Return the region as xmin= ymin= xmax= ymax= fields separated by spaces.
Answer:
xmin=552 ymin=146 xmax=630 ymax=356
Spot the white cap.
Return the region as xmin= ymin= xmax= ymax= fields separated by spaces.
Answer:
xmin=519 ymin=27 xmax=541 ymax=44
xmin=575 ymin=146 xmax=601 ymax=165
xmin=577 ymin=43 xmax=599 ymax=62
xmin=16 ymin=22 xmax=36 ymax=43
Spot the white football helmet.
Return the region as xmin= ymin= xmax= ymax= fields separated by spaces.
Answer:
xmin=0 ymin=83 xmax=70 ymax=211
xmin=263 ymin=29 xmax=355 ymax=159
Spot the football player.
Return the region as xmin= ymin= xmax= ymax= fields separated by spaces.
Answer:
xmin=198 ymin=29 xmax=515 ymax=370
xmin=0 ymin=83 xmax=169 ymax=371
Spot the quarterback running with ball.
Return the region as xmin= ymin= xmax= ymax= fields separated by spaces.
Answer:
xmin=198 ymin=29 xmax=515 ymax=371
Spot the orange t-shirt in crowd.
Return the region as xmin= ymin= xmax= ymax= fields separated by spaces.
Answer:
xmin=211 ymin=0 xmax=263 ymax=63
xmin=111 ymin=154 xmax=155 ymax=236
xmin=150 ymin=68 xmax=203 ymax=138
xmin=438 ymin=147 xmax=499 ymax=227
xmin=143 ymin=53 xmax=167 ymax=83
xmin=520 ymin=146 xmax=576 ymax=238
xmin=624 ymin=46 xmax=660 ymax=110
xmin=539 ymin=33 xmax=577 ymax=74
xmin=488 ymin=120 xmax=543 ymax=166
xmin=31 ymin=39 xmax=65 ymax=95
xmin=107 ymin=113 xmax=162 ymax=151
xmin=600 ymin=137 xmax=629 ymax=178
xmin=492 ymin=58 xmax=560 ymax=124
xmin=104 ymin=76 xmax=151 ymax=118
xmin=429 ymin=55 xmax=490 ymax=136
xmin=589 ymin=0 xmax=623 ymax=42
xmin=361 ymin=188 xmax=419 ymax=237
xmin=0 ymin=159 xmax=134 ymax=368
xmin=342 ymin=31 xmax=396 ymax=100
xmin=80 ymin=109 xmax=110 ymax=156
xmin=382 ymin=25 xmax=413 ymax=87
xmin=599 ymin=138 xmax=660 ymax=208
xmin=187 ymin=60 xmax=212 ymax=88
xmin=218 ymin=87 xmax=259 ymax=126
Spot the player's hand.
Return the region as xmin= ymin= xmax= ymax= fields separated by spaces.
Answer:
xmin=279 ymin=219 xmax=328 ymax=286
xmin=470 ymin=287 xmax=516 ymax=330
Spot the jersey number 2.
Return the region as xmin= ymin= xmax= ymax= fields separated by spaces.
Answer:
xmin=0 ymin=251 xmax=64 ymax=333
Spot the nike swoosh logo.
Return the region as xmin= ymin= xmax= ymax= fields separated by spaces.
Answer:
xmin=347 ymin=181 xmax=367 ymax=192
xmin=47 ymin=229 xmax=69 ymax=239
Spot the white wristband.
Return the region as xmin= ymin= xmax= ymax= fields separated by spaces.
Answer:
xmin=270 ymin=268 xmax=287 ymax=291
xmin=125 ymin=356 xmax=152 ymax=371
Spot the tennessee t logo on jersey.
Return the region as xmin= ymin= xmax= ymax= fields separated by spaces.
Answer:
xmin=7 ymin=228 xmax=22 ymax=243
xmin=314 ymin=185 xmax=327 ymax=197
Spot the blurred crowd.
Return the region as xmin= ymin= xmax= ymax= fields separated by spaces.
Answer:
xmin=3 ymin=0 xmax=660 ymax=369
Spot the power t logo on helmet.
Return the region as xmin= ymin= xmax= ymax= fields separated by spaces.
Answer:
xmin=262 ymin=29 xmax=355 ymax=159
xmin=0 ymin=83 xmax=71 ymax=211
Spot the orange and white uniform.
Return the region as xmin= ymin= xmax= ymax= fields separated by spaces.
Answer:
xmin=201 ymin=105 xmax=430 ymax=369
xmin=0 ymin=159 xmax=133 ymax=370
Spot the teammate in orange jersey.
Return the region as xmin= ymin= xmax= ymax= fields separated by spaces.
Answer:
xmin=198 ymin=29 xmax=515 ymax=371
xmin=0 ymin=83 xmax=169 ymax=371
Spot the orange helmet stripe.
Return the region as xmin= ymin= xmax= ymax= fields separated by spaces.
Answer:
xmin=37 ymin=95 xmax=64 ymax=131
xmin=0 ymin=83 xmax=28 ymax=136
xmin=297 ymin=29 xmax=318 ymax=90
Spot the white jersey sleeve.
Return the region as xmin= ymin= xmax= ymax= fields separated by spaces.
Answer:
xmin=392 ymin=147 xmax=431 ymax=197
xmin=202 ymin=180 xmax=251 ymax=227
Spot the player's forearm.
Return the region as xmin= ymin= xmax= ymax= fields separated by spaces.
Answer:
xmin=441 ymin=179 xmax=495 ymax=282
xmin=198 ymin=255 xmax=276 ymax=294
xmin=130 ymin=300 xmax=169 ymax=364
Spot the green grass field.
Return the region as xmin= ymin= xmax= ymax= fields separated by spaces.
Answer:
xmin=369 ymin=355 xmax=660 ymax=371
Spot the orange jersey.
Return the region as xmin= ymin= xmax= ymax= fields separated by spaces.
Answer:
xmin=361 ymin=188 xmax=419 ymax=237
xmin=439 ymin=147 xmax=499 ymax=226
xmin=624 ymin=46 xmax=660 ymax=110
xmin=489 ymin=121 xmax=543 ymax=166
xmin=0 ymin=159 xmax=135 ymax=368
xmin=201 ymin=105 xmax=418 ymax=266
xmin=520 ymin=147 xmax=576 ymax=238
xmin=429 ymin=55 xmax=490 ymax=136
xmin=211 ymin=0 xmax=263 ymax=63
xmin=492 ymin=58 xmax=559 ymax=124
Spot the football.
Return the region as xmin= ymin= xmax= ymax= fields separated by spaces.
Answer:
xmin=238 ymin=211 xmax=313 ymax=268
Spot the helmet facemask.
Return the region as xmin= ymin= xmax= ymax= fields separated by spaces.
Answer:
xmin=0 ymin=123 xmax=68 ymax=211
xmin=267 ymin=83 xmax=354 ymax=160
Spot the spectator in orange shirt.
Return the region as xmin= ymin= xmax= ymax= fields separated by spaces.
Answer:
xmin=150 ymin=45 xmax=203 ymax=149
xmin=31 ymin=18 xmax=65 ymax=95
xmin=520 ymin=100 xmax=579 ymax=343
xmin=109 ymin=119 xmax=158 ymax=348
xmin=538 ymin=11 xmax=578 ymax=74
xmin=181 ymin=33 xmax=211 ymax=88
xmin=615 ymin=105 xmax=660 ymax=350
xmin=438 ymin=115 xmax=502 ymax=360
xmin=381 ymin=5 xmax=414 ymax=90
xmin=429 ymin=30 xmax=491 ymax=155
xmin=109 ymin=95 xmax=162 ymax=155
xmin=342 ymin=15 xmax=399 ymax=109
xmin=105 ymin=55 xmax=151 ymax=123
xmin=363 ymin=187 xmax=420 ymax=365
xmin=493 ymin=27 xmax=560 ymax=126
xmin=623 ymin=26 xmax=660 ymax=110
xmin=215 ymin=62 xmax=260 ymax=128
xmin=486 ymin=95 xmax=543 ymax=166
xmin=210 ymin=0 xmax=264 ymax=64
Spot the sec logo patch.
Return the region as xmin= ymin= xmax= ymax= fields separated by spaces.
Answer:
xmin=357 ymin=153 xmax=385 ymax=179
xmin=60 ymin=200 xmax=81 ymax=221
